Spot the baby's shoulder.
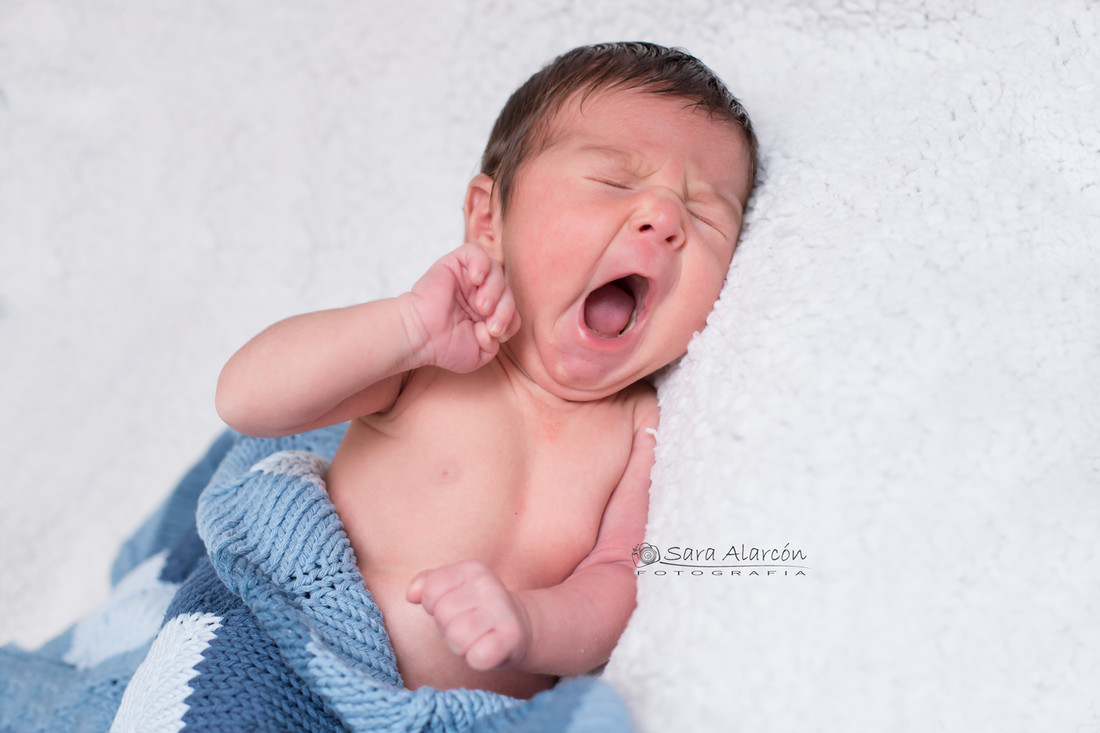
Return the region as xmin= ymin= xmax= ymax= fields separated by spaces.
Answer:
xmin=614 ymin=380 xmax=659 ymax=432
xmin=619 ymin=379 xmax=657 ymax=404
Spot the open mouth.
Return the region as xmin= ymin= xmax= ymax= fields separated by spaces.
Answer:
xmin=582 ymin=275 xmax=649 ymax=338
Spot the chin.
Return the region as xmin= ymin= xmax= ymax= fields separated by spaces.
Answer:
xmin=541 ymin=359 xmax=651 ymax=401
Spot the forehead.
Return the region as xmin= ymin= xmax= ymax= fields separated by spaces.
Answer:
xmin=541 ymin=87 xmax=753 ymax=202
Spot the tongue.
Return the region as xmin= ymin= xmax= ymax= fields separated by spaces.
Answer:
xmin=584 ymin=282 xmax=634 ymax=337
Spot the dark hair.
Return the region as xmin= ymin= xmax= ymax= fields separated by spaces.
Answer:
xmin=481 ymin=42 xmax=758 ymax=213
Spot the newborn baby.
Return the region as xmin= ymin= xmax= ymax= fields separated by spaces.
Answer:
xmin=216 ymin=41 xmax=757 ymax=700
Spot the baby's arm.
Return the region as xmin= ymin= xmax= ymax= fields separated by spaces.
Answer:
xmin=408 ymin=397 xmax=657 ymax=676
xmin=216 ymin=243 xmax=520 ymax=437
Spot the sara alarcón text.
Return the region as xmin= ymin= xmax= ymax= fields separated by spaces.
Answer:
xmin=632 ymin=542 xmax=810 ymax=576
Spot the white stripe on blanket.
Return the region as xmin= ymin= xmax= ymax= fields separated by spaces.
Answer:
xmin=63 ymin=550 xmax=180 ymax=670
xmin=251 ymin=450 xmax=331 ymax=484
xmin=111 ymin=612 xmax=223 ymax=733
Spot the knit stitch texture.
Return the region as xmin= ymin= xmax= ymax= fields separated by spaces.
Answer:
xmin=1 ymin=427 xmax=632 ymax=732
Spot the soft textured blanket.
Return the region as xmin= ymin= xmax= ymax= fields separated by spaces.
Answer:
xmin=0 ymin=426 xmax=632 ymax=732
xmin=4 ymin=2 xmax=1098 ymax=731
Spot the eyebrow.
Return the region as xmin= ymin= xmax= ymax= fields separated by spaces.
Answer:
xmin=576 ymin=144 xmax=644 ymax=169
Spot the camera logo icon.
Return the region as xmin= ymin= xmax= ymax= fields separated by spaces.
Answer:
xmin=632 ymin=542 xmax=660 ymax=568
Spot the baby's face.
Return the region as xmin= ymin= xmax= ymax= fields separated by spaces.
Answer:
xmin=482 ymin=87 xmax=753 ymax=401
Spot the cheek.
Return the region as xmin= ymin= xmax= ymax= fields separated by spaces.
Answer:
xmin=679 ymin=272 xmax=727 ymax=333
xmin=506 ymin=196 xmax=595 ymax=274
xmin=657 ymin=291 xmax=720 ymax=359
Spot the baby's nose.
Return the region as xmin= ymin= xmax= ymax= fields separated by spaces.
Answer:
xmin=633 ymin=192 xmax=686 ymax=248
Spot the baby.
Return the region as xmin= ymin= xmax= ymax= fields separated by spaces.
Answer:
xmin=216 ymin=42 xmax=757 ymax=700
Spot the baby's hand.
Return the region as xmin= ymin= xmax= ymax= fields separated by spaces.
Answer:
xmin=407 ymin=560 xmax=531 ymax=671
xmin=404 ymin=243 xmax=520 ymax=374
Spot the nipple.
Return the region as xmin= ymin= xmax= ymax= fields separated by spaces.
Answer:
xmin=583 ymin=280 xmax=636 ymax=337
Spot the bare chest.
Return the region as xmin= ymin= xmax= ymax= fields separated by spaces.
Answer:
xmin=325 ymin=368 xmax=637 ymax=589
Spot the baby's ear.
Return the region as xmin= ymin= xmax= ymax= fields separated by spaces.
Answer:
xmin=464 ymin=173 xmax=502 ymax=263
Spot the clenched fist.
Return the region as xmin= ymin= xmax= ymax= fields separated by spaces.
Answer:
xmin=407 ymin=560 xmax=531 ymax=671
xmin=401 ymin=243 xmax=522 ymax=374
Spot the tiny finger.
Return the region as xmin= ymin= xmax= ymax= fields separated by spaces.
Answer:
xmin=474 ymin=321 xmax=501 ymax=356
xmin=465 ymin=630 xmax=516 ymax=671
xmin=407 ymin=572 xmax=427 ymax=604
xmin=410 ymin=566 xmax=466 ymax=614
xmin=476 ymin=262 xmax=508 ymax=315
xmin=441 ymin=608 xmax=493 ymax=658
xmin=487 ymin=287 xmax=519 ymax=340
xmin=457 ymin=243 xmax=491 ymax=287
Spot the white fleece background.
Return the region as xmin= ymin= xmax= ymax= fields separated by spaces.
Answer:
xmin=1 ymin=1 xmax=1097 ymax=730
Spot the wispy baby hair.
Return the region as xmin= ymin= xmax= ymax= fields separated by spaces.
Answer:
xmin=481 ymin=41 xmax=758 ymax=213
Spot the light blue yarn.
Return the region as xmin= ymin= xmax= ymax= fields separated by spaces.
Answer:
xmin=195 ymin=436 xmax=632 ymax=732
xmin=0 ymin=428 xmax=633 ymax=732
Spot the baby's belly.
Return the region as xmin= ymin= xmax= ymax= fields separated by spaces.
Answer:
xmin=325 ymin=423 xmax=607 ymax=697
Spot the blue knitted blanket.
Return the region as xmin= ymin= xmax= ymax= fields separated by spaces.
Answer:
xmin=0 ymin=426 xmax=634 ymax=732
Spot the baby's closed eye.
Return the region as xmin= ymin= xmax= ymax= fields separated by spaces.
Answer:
xmin=588 ymin=177 xmax=632 ymax=190
xmin=688 ymin=208 xmax=721 ymax=231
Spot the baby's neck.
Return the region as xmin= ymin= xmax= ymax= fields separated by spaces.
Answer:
xmin=494 ymin=348 xmax=597 ymax=413
xmin=498 ymin=345 xmax=534 ymax=383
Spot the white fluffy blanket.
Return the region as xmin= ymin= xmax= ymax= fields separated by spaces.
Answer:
xmin=2 ymin=1 xmax=1097 ymax=731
